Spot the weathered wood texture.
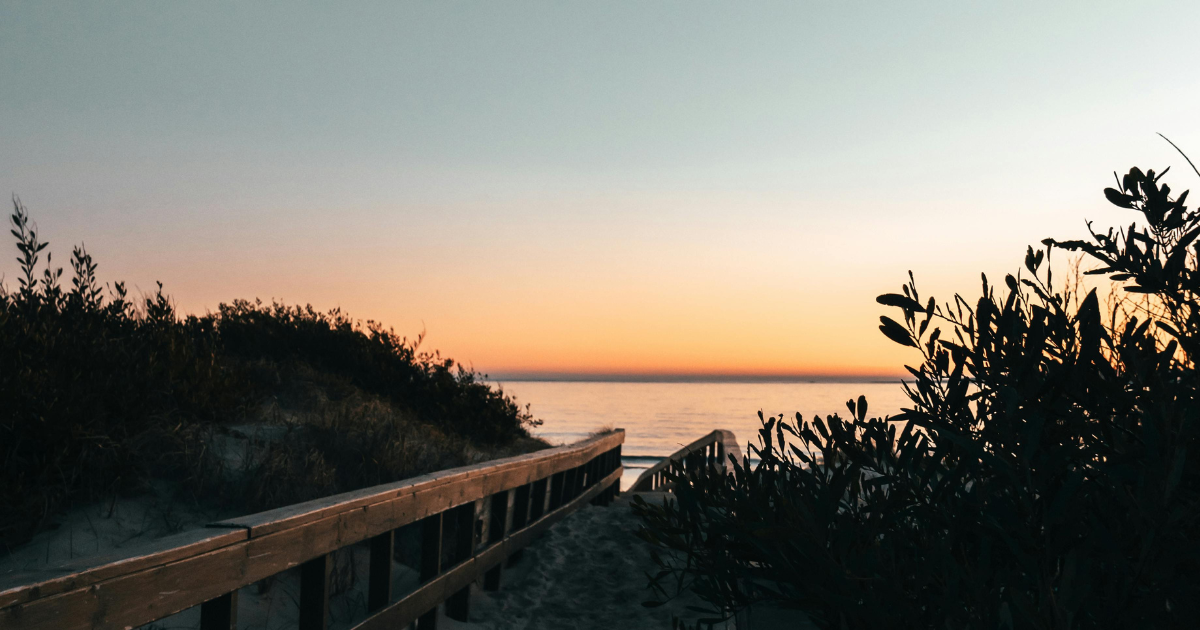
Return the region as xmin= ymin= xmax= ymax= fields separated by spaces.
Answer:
xmin=350 ymin=467 xmax=622 ymax=630
xmin=0 ymin=431 xmax=624 ymax=630
xmin=0 ymin=526 xmax=247 ymax=610
xmin=629 ymin=429 xmax=741 ymax=492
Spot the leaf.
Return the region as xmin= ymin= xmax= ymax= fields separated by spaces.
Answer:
xmin=1157 ymin=321 xmax=1180 ymax=339
xmin=1024 ymin=246 xmax=1041 ymax=273
xmin=879 ymin=316 xmax=917 ymax=347
xmin=876 ymin=293 xmax=925 ymax=312
xmin=1104 ymin=187 xmax=1137 ymax=208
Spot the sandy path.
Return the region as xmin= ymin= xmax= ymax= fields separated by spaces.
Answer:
xmin=441 ymin=493 xmax=732 ymax=630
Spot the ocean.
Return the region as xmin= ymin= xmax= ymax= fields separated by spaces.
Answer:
xmin=495 ymin=380 xmax=912 ymax=490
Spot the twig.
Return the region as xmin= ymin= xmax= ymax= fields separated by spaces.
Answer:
xmin=1157 ymin=133 xmax=1200 ymax=180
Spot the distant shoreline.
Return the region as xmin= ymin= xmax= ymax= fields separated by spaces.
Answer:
xmin=488 ymin=373 xmax=906 ymax=384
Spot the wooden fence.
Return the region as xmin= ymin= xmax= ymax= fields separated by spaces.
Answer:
xmin=629 ymin=430 xmax=741 ymax=492
xmin=0 ymin=430 xmax=624 ymax=630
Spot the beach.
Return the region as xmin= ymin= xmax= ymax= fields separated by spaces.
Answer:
xmin=440 ymin=492 xmax=730 ymax=630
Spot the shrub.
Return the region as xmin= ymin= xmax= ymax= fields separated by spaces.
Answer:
xmin=1 ymin=197 xmax=539 ymax=550
xmin=634 ymin=162 xmax=1200 ymax=628
xmin=215 ymin=299 xmax=535 ymax=444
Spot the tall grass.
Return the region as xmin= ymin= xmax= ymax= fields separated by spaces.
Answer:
xmin=0 ymin=197 xmax=541 ymax=550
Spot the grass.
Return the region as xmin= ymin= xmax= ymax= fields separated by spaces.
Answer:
xmin=0 ymin=196 xmax=546 ymax=552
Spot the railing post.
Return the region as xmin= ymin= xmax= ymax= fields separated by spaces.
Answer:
xmin=508 ymin=483 xmax=532 ymax=567
xmin=368 ymin=530 xmax=394 ymax=613
xmin=484 ymin=491 xmax=508 ymax=591
xmin=590 ymin=454 xmax=607 ymax=506
xmin=445 ymin=503 xmax=476 ymax=621
xmin=417 ymin=513 xmax=443 ymax=630
xmin=549 ymin=472 xmax=565 ymax=510
xmin=298 ymin=554 xmax=331 ymax=630
xmin=562 ymin=468 xmax=575 ymax=502
xmin=199 ymin=591 xmax=237 ymax=630
xmin=530 ymin=478 xmax=548 ymax=520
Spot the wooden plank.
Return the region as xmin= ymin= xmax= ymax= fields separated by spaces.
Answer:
xmin=352 ymin=467 xmax=622 ymax=630
xmin=717 ymin=429 xmax=743 ymax=462
xmin=0 ymin=527 xmax=247 ymax=611
xmin=0 ymin=502 xmax=385 ymax=630
xmin=213 ymin=432 xmax=624 ymax=538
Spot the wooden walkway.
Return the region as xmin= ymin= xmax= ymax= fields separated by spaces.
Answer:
xmin=0 ymin=429 xmax=771 ymax=629
xmin=0 ymin=432 xmax=624 ymax=630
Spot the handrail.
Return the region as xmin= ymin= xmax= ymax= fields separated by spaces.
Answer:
xmin=0 ymin=430 xmax=624 ymax=630
xmin=629 ymin=429 xmax=740 ymax=492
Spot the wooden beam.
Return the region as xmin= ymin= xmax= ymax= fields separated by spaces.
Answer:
xmin=210 ymin=432 xmax=625 ymax=538
xmin=0 ymin=527 xmax=246 ymax=610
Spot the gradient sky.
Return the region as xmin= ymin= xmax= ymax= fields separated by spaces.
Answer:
xmin=3 ymin=2 xmax=1200 ymax=377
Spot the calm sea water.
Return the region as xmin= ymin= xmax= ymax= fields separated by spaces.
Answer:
xmin=495 ymin=380 xmax=911 ymax=489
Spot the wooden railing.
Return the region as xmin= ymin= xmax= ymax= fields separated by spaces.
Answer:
xmin=0 ymin=430 xmax=624 ymax=630
xmin=629 ymin=430 xmax=740 ymax=492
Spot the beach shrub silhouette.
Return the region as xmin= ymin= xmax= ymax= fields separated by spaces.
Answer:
xmin=635 ymin=160 xmax=1200 ymax=628
xmin=0 ymin=198 xmax=538 ymax=549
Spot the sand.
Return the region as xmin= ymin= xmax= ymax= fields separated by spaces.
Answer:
xmin=438 ymin=492 xmax=733 ymax=630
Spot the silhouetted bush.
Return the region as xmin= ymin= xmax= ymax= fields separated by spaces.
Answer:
xmin=635 ymin=163 xmax=1200 ymax=628
xmin=0 ymin=198 xmax=538 ymax=549
xmin=215 ymin=299 xmax=532 ymax=444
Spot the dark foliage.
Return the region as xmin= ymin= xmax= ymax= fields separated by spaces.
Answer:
xmin=634 ymin=163 xmax=1200 ymax=629
xmin=0 ymin=197 xmax=537 ymax=548
xmin=216 ymin=300 xmax=532 ymax=444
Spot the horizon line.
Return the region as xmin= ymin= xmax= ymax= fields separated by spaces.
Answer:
xmin=485 ymin=371 xmax=907 ymax=384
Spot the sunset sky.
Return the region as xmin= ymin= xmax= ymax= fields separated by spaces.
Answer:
xmin=3 ymin=2 xmax=1200 ymax=378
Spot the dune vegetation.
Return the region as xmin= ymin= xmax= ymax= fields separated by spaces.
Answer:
xmin=636 ymin=160 xmax=1200 ymax=628
xmin=0 ymin=198 xmax=544 ymax=552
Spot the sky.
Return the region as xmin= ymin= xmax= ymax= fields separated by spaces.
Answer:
xmin=3 ymin=1 xmax=1200 ymax=378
